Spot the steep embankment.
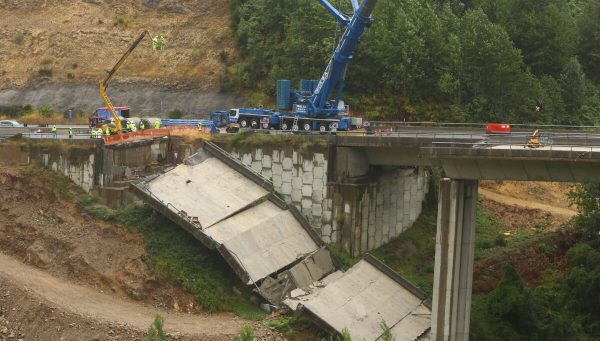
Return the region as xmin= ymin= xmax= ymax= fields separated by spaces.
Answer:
xmin=0 ymin=0 xmax=241 ymax=113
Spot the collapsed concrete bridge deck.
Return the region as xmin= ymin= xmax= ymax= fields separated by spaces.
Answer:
xmin=130 ymin=142 xmax=431 ymax=340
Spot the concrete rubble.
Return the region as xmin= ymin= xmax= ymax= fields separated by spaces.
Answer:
xmin=131 ymin=142 xmax=431 ymax=340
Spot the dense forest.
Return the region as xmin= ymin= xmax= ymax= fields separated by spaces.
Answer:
xmin=226 ymin=0 xmax=600 ymax=125
xmin=468 ymin=184 xmax=600 ymax=340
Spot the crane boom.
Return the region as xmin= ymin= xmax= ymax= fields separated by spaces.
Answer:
xmin=309 ymin=0 xmax=376 ymax=116
xmin=99 ymin=30 xmax=152 ymax=132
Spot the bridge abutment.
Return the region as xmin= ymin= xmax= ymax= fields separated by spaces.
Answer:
xmin=227 ymin=144 xmax=428 ymax=255
xmin=431 ymin=178 xmax=478 ymax=341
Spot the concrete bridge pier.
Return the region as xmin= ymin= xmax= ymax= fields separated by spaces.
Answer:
xmin=431 ymin=178 xmax=478 ymax=341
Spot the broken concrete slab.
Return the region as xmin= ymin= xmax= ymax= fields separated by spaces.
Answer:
xmin=288 ymin=247 xmax=335 ymax=289
xmin=145 ymin=157 xmax=269 ymax=228
xmin=284 ymin=256 xmax=431 ymax=341
xmin=205 ymin=200 xmax=320 ymax=284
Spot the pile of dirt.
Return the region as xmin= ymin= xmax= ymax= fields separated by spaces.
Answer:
xmin=0 ymin=166 xmax=284 ymax=339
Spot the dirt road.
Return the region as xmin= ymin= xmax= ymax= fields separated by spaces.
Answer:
xmin=479 ymin=188 xmax=577 ymax=218
xmin=0 ymin=252 xmax=245 ymax=339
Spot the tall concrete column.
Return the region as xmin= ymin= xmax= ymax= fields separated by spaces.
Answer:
xmin=431 ymin=178 xmax=478 ymax=341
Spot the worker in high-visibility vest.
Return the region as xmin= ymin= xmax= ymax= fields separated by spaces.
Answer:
xmin=154 ymin=120 xmax=160 ymax=129
xmin=159 ymin=35 xmax=166 ymax=51
xmin=104 ymin=126 xmax=111 ymax=136
xmin=68 ymin=127 xmax=73 ymax=139
xmin=51 ymin=125 xmax=57 ymax=139
xmin=140 ymin=121 xmax=145 ymax=130
xmin=152 ymin=36 xmax=158 ymax=51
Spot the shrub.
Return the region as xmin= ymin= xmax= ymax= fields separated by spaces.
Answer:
xmin=146 ymin=314 xmax=166 ymax=341
xmin=38 ymin=105 xmax=55 ymax=118
xmin=167 ymin=109 xmax=183 ymax=119
xmin=38 ymin=68 xmax=53 ymax=77
xmin=219 ymin=50 xmax=229 ymax=63
xmin=235 ymin=324 xmax=254 ymax=341
xmin=114 ymin=16 xmax=128 ymax=26
xmin=365 ymin=110 xmax=380 ymax=121
xmin=12 ymin=31 xmax=24 ymax=44
xmin=495 ymin=235 xmax=508 ymax=247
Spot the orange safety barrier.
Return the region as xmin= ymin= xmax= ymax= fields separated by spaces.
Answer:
xmin=102 ymin=127 xmax=211 ymax=145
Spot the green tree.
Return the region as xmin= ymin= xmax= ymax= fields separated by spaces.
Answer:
xmin=564 ymin=241 xmax=600 ymax=335
xmin=471 ymin=265 xmax=541 ymax=340
xmin=458 ymin=9 xmax=531 ymax=122
xmin=474 ymin=0 xmax=577 ymax=77
xmin=568 ymin=183 xmax=600 ymax=236
xmin=559 ymin=58 xmax=586 ymax=122
xmin=578 ymin=0 xmax=600 ymax=84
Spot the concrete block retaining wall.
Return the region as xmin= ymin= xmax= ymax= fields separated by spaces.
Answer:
xmin=229 ymin=146 xmax=429 ymax=255
xmin=333 ymin=167 xmax=429 ymax=255
xmin=42 ymin=151 xmax=96 ymax=193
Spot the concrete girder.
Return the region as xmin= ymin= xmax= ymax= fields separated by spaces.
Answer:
xmin=438 ymin=157 xmax=600 ymax=182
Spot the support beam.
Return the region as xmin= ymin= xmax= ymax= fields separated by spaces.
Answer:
xmin=431 ymin=178 xmax=478 ymax=341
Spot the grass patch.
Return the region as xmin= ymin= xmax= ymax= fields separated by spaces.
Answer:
xmin=263 ymin=316 xmax=327 ymax=340
xmin=327 ymin=244 xmax=360 ymax=270
xmin=114 ymin=16 xmax=129 ymax=26
xmin=24 ymin=166 xmax=77 ymax=200
xmin=368 ymin=201 xmax=557 ymax=296
xmin=77 ymin=195 xmax=116 ymax=221
xmin=370 ymin=209 xmax=437 ymax=295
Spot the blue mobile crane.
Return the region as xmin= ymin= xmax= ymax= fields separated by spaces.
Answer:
xmin=228 ymin=0 xmax=377 ymax=132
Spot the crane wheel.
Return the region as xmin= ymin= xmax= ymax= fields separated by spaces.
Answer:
xmin=250 ymin=119 xmax=259 ymax=129
xmin=239 ymin=118 xmax=249 ymax=128
xmin=302 ymin=122 xmax=311 ymax=131
xmin=318 ymin=124 xmax=327 ymax=132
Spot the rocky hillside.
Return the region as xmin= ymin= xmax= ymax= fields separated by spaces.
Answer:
xmin=0 ymin=0 xmax=237 ymax=112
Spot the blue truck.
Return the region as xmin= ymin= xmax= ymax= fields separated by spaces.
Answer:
xmin=226 ymin=0 xmax=376 ymax=132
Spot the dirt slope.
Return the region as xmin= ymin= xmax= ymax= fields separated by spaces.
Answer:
xmin=0 ymin=253 xmax=246 ymax=339
xmin=0 ymin=0 xmax=235 ymax=90
xmin=0 ymin=166 xmax=282 ymax=339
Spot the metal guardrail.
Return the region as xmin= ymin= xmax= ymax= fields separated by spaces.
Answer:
xmin=429 ymin=141 xmax=600 ymax=155
xmin=366 ymin=121 xmax=600 ymax=132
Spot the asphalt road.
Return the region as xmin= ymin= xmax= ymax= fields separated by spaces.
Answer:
xmin=0 ymin=125 xmax=89 ymax=138
xmin=3 ymin=124 xmax=600 ymax=146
